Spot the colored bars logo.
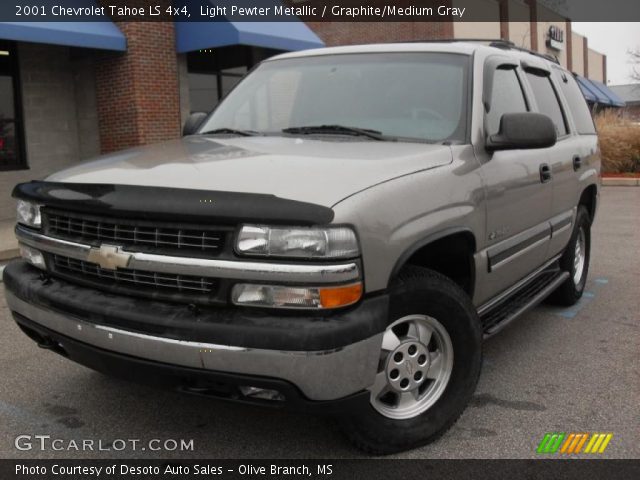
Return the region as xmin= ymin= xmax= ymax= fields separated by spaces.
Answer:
xmin=537 ymin=433 xmax=613 ymax=454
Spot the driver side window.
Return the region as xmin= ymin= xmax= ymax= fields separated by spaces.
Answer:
xmin=487 ymin=68 xmax=528 ymax=136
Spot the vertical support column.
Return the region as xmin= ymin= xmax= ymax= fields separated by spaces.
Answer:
xmin=526 ymin=0 xmax=538 ymax=51
xmin=565 ymin=20 xmax=572 ymax=71
xmin=499 ymin=0 xmax=510 ymax=41
xmin=94 ymin=22 xmax=181 ymax=154
xmin=583 ymin=37 xmax=589 ymax=79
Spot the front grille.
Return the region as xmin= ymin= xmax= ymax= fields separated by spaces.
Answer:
xmin=45 ymin=211 xmax=226 ymax=257
xmin=51 ymin=254 xmax=217 ymax=301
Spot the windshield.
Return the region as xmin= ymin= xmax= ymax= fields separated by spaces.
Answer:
xmin=198 ymin=52 xmax=470 ymax=143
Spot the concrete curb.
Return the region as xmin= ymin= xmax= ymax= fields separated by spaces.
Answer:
xmin=602 ymin=177 xmax=640 ymax=186
xmin=0 ymin=248 xmax=19 ymax=262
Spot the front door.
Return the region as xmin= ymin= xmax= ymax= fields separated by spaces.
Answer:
xmin=476 ymin=64 xmax=553 ymax=302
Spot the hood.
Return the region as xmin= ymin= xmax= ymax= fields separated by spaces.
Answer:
xmin=48 ymin=136 xmax=452 ymax=207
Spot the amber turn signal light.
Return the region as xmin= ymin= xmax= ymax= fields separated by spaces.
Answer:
xmin=319 ymin=283 xmax=363 ymax=308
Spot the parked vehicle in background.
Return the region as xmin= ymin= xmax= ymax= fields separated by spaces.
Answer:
xmin=4 ymin=40 xmax=600 ymax=454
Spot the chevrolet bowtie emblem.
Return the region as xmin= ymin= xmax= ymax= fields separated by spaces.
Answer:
xmin=86 ymin=244 xmax=132 ymax=270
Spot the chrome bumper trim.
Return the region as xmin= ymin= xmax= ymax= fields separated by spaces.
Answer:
xmin=15 ymin=226 xmax=360 ymax=284
xmin=6 ymin=291 xmax=381 ymax=401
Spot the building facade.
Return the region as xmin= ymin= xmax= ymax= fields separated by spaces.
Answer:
xmin=0 ymin=2 xmax=610 ymax=222
xmin=309 ymin=0 xmax=607 ymax=81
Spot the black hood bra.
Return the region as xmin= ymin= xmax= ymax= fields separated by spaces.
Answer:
xmin=13 ymin=181 xmax=334 ymax=226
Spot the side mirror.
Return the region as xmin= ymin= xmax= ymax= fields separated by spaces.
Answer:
xmin=486 ymin=113 xmax=557 ymax=151
xmin=183 ymin=112 xmax=208 ymax=136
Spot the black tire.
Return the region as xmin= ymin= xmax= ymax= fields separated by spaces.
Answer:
xmin=547 ymin=206 xmax=591 ymax=306
xmin=338 ymin=266 xmax=482 ymax=455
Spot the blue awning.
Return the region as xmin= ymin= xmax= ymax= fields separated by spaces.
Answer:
xmin=575 ymin=76 xmax=598 ymax=103
xmin=0 ymin=22 xmax=126 ymax=51
xmin=575 ymin=75 xmax=626 ymax=107
xmin=175 ymin=1 xmax=324 ymax=54
xmin=587 ymin=79 xmax=626 ymax=107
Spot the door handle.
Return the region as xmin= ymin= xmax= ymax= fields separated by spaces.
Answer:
xmin=573 ymin=156 xmax=582 ymax=171
xmin=540 ymin=164 xmax=552 ymax=183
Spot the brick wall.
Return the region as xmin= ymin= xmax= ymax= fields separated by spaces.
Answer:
xmin=0 ymin=43 xmax=97 ymax=221
xmin=526 ymin=0 xmax=538 ymax=50
xmin=94 ymin=22 xmax=181 ymax=154
xmin=307 ymin=22 xmax=454 ymax=46
xmin=73 ymin=53 xmax=101 ymax=160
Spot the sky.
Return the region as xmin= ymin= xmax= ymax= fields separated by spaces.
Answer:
xmin=572 ymin=23 xmax=640 ymax=85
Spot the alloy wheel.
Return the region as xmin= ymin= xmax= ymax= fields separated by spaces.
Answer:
xmin=370 ymin=314 xmax=454 ymax=420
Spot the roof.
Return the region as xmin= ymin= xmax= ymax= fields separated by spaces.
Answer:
xmin=268 ymin=41 xmax=565 ymax=73
xmin=269 ymin=42 xmax=480 ymax=60
xmin=609 ymin=84 xmax=640 ymax=104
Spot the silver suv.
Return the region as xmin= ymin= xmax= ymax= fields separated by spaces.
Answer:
xmin=4 ymin=41 xmax=599 ymax=454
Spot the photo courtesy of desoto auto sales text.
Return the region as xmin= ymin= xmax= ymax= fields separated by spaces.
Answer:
xmin=0 ymin=0 xmax=638 ymax=479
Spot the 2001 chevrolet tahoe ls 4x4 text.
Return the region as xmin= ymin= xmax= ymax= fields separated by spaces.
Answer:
xmin=4 ymin=41 xmax=599 ymax=454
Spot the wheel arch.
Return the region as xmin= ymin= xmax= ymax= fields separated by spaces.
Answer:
xmin=579 ymin=183 xmax=598 ymax=221
xmin=388 ymin=228 xmax=477 ymax=297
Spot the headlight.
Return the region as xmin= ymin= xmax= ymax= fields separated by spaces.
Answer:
xmin=16 ymin=200 xmax=42 ymax=228
xmin=236 ymin=225 xmax=359 ymax=259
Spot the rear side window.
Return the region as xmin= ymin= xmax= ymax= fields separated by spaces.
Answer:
xmin=525 ymin=72 xmax=568 ymax=137
xmin=487 ymin=68 xmax=528 ymax=136
xmin=554 ymin=71 xmax=597 ymax=134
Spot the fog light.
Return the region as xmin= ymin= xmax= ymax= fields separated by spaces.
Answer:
xmin=239 ymin=386 xmax=285 ymax=402
xmin=19 ymin=244 xmax=46 ymax=270
xmin=231 ymin=282 xmax=362 ymax=309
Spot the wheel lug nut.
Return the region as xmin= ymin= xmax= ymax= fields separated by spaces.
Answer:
xmin=408 ymin=345 xmax=417 ymax=355
xmin=414 ymin=371 xmax=423 ymax=382
xmin=390 ymin=369 xmax=399 ymax=380
xmin=400 ymin=378 xmax=409 ymax=389
xmin=418 ymin=354 xmax=427 ymax=365
xmin=393 ymin=352 xmax=403 ymax=363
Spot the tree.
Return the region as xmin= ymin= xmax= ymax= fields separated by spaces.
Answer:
xmin=629 ymin=49 xmax=640 ymax=82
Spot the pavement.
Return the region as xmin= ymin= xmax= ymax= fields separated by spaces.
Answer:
xmin=0 ymin=186 xmax=638 ymax=459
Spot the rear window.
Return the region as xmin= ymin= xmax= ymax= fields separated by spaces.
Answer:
xmin=526 ymin=71 xmax=568 ymax=137
xmin=553 ymin=70 xmax=597 ymax=135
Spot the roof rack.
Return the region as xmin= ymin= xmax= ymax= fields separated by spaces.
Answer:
xmin=487 ymin=40 xmax=560 ymax=65
xmin=398 ymin=38 xmax=561 ymax=65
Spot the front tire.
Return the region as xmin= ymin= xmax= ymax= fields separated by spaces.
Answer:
xmin=548 ymin=206 xmax=591 ymax=306
xmin=339 ymin=267 xmax=482 ymax=454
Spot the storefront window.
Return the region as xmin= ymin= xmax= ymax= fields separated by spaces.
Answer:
xmin=187 ymin=45 xmax=281 ymax=113
xmin=0 ymin=42 xmax=25 ymax=171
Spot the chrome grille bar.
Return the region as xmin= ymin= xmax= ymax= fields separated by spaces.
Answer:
xmin=53 ymin=255 xmax=216 ymax=293
xmin=47 ymin=213 xmax=223 ymax=252
xmin=16 ymin=225 xmax=360 ymax=284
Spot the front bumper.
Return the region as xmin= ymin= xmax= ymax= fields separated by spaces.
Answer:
xmin=4 ymin=261 xmax=387 ymax=403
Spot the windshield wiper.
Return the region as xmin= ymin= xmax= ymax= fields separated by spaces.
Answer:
xmin=282 ymin=125 xmax=393 ymax=141
xmin=200 ymin=128 xmax=260 ymax=137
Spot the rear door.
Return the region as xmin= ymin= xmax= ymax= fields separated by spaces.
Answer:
xmin=545 ymin=67 xmax=599 ymax=257
xmin=523 ymin=66 xmax=578 ymax=259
